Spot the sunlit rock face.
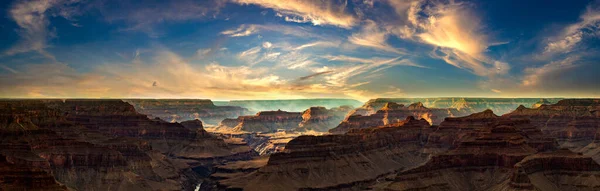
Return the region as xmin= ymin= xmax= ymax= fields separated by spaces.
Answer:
xmin=213 ymin=116 xmax=435 ymax=190
xmin=125 ymin=99 xmax=252 ymax=125
xmin=296 ymin=106 xmax=353 ymax=132
xmin=329 ymin=102 xmax=469 ymax=134
xmin=216 ymin=106 xmax=353 ymax=133
xmin=531 ymin=98 xmax=552 ymax=108
xmin=357 ymin=98 xmax=563 ymax=115
xmin=0 ymin=99 xmax=255 ymax=190
xmin=379 ymin=110 xmax=599 ymax=191
xmin=503 ymin=99 xmax=600 ymax=147
xmin=209 ymin=108 xmax=600 ymax=191
xmin=213 ymin=99 xmax=363 ymax=113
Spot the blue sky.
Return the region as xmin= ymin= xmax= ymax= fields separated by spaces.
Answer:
xmin=0 ymin=0 xmax=598 ymax=101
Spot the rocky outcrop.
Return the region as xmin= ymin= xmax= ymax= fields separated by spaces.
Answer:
xmin=508 ymin=149 xmax=600 ymax=190
xmin=503 ymin=99 xmax=600 ymax=145
xmin=295 ymin=106 xmax=352 ymax=132
xmin=214 ymin=117 xmax=434 ymax=190
xmin=0 ymin=99 xmax=255 ymax=190
xmin=329 ymin=102 xmax=469 ymax=134
xmin=217 ymin=110 xmax=303 ymax=133
xmin=381 ymin=109 xmax=600 ymax=191
xmin=125 ymin=99 xmax=251 ymax=125
xmin=531 ymin=98 xmax=552 ymax=108
xmin=357 ymin=98 xmax=562 ymax=115
xmin=215 ymin=99 xmax=363 ymax=113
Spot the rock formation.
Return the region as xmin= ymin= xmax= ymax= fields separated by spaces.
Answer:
xmin=125 ymin=99 xmax=251 ymax=125
xmin=380 ymin=109 xmax=597 ymax=191
xmin=212 ymin=116 xmax=434 ymax=190
xmin=296 ymin=106 xmax=352 ymax=132
xmin=329 ymin=102 xmax=469 ymax=134
xmin=503 ymin=99 xmax=600 ymax=146
xmin=531 ymin=98 xmax=552 ymax=108
xmin=217 ymin=106 xmax=352 ymax=133
xmin=0 ymin=99 xmax=255 ymax=190
xmin=214 ymin=99 xmax=363 ymax=113
xmin=356 ymin=98 xmax=562 ymax=115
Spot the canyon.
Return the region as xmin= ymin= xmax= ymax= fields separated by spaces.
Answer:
xmin=330 ymin=102 xmax=470 ymax=134
xmin=125 ymin=99 xmax=252 ymax=125
xmin=0 ymin=99 xmax=254 ymax=191
xmin=2 ymin=98 xmax=600 ymax=191
xmin=205 ymin=99 xmax=600 ymax=191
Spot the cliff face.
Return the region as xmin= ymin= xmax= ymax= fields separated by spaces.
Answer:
xmin=214 ymin=117 xmax=434 ymax=190
xmin=0 ymin=99 xmax=255 ymax=190
xmin=503 ymin=99 xmax=600 ymax=145
xmin=359 ymin=98 xmax=563 ymax=115
xmin=295 ymin=106 xmax=352 ymax=132
xmin=382 ymin=109 xmax=598 ymax=191
xmin=229 ymin=110 xmax=303 ymax=132
xmin=125 ymin=99 xmax=251 ymax=125
xmin=330 ymin=102 xmax=469 ymax=134
xmin=214 ymin=99 xmax=363 ymax=112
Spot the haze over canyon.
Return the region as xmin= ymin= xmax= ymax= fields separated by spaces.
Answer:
xmin=1 ymin=0 xmax=599 ymax=190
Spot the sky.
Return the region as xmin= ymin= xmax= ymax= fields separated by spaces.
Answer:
xmin=0 ymin=0 xmax=598 ymax=101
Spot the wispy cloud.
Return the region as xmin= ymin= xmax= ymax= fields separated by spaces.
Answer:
xmin=321 ymin=55 xmax=424 ymax=87
xmin=348 ymin=20 xmax=405 ymax=54
xmin=543 ymin=5 xmax=600 ymax=55
xmin=294 ymin=40 xmax=340 ymax=50
xmin=4 ymin=0 xmax=64 ymax=59
xmin=388 ymin=0 xmax=509 ymax=77
xmin=220 ymin=24 xmax=322 ymax=39
xmin=297 ymin=71 xmax=333 ymax=80
xmin=221 ymin=24 xmax=259 ymax=37
xmin=522 ymin=56 xmax=580 ymax=86
xmin=101 ymin=0 xmax=225 ymax=36
xmin=231 ymin=0 xmax=357 ymax=28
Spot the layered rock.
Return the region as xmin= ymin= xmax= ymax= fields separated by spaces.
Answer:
xmin=218 ymin=110 xmax=303 ymax=133
xmin=125 ymin=99 xmax=251 ymax=125
xmin=503 ymin=99 xmax=600 ymax=145
xmin=508 ymin=149 xmax=600 ymax=190
xmin=214 ymin=99 xmax=363 ymax=112
xmin=214 ymin=117 xmax=434 ymax=190
xmin=356 ymin=98 xmax=562 ymax=115
xmin=330 ymin=102 xmax=468 ymax=134
xmin=381 ymin=110 xmax=600 ymax=191
xmin=295 ymin=106 xmax=352 ymax=132
xmin=0 ymin=99 xmax=255 ymax=190
xmin=531 ymin=98 xmax=552 ymax=108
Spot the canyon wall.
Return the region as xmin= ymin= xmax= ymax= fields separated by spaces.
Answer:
xmin=125 ymin=99 xmax=252 ymax=125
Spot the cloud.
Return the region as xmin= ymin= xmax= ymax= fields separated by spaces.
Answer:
xmin=321 ymin=55 xmax=424 ymax=87
xmin=0 ymin=49 xmax=394 ymax=101
xmin=220 ymin=24 xmax=322 ymax=38
xmin=100 ymin=0 xmax=225 ymax=36
xmin=231 ymin=0 xmax=357 ymax=28
xmin=348 ymin=20 xmax=404 ymax=54
xmin=522 ymin=56 xmax=579 ymax=87
xmin=297 ymin=71 xmax=333 ymax=80
xmin=293 ymin=41 xmax=340 ymax=50
xmin=543 ymin=5 xmax=600 ymax=55
xmin=262 ymin=41 xmax=273 ymax=48
xmin=221 ymin=24 xmax=259 ymax=37
xmin=4 ymin=0 xmax=63 ymax=59
xmin=194 ymin=48 xmax=213 ymax=59
xmin=0 ymin=65 xmax=19 ymax=74
xmin=324 ymin=55 xmax=427 ymax=68
xmin=388 ymin=0 xmax=508 ymax=77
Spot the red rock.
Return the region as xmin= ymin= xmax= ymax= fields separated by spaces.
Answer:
xmin=216 ymin=117 xmax=434 ymax=190
xmin=125 ymin=99 xmax=251 ymax=125
xmin=329 ymin=102 xmax=469 ymax=134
